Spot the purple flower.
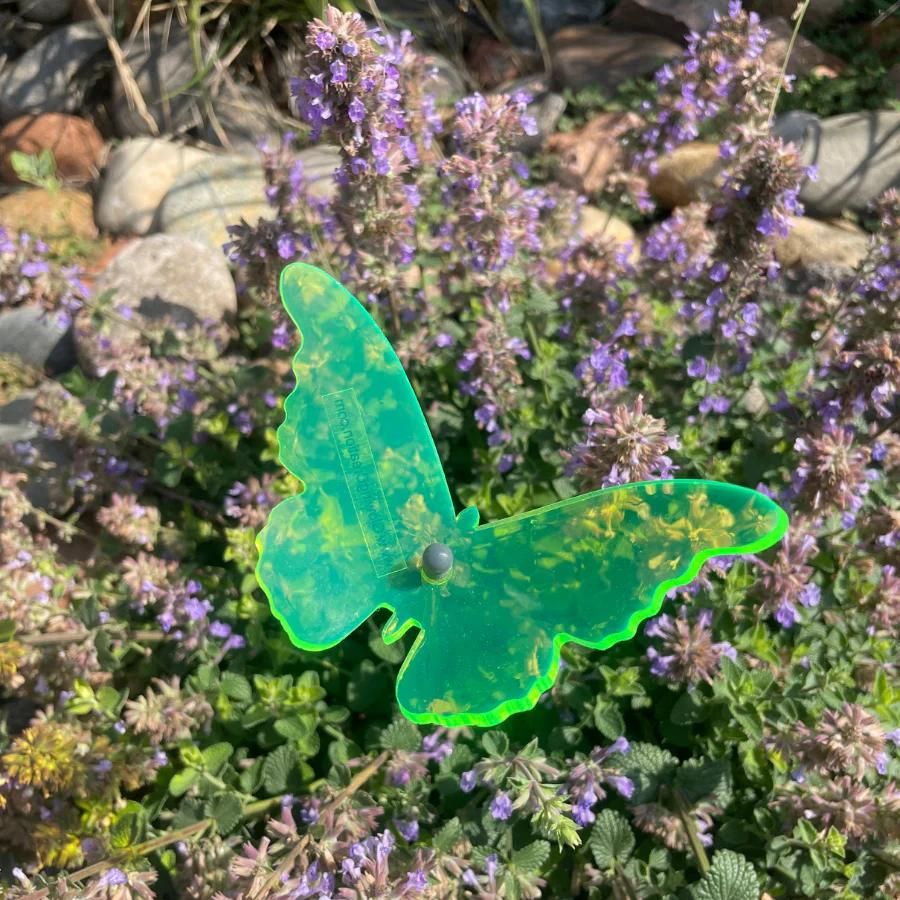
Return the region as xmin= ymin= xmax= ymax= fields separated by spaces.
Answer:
xmin=395 ymin=818 xmax=419 ymax=842
xmin=490 ymin=791 xmax=513 ymax=820
xmin=330 ymin=59 xmax=348 ymax=84
xmin=460 ymin=769 xmax=477 ymax=793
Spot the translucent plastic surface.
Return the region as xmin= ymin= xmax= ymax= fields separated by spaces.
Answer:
xmin=256 ymin=263 xmax=789 ymax=727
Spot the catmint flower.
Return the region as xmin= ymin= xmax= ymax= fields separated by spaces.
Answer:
xmin=567 ymin=395 xmax=679 ymax=489
xmin=645 ymin=606 xmax=737 ymax=684
xmin=460 ymin=769 xmax=477 ymax=793
xmin=490 ymin=791 xmax=513 ymax=820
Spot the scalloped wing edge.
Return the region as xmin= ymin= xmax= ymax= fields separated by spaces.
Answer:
xmin=395 ymin=500 xmax=790 ymax=728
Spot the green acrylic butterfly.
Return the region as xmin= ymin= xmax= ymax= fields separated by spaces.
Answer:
xmin=256 ymin=263 xmax=789 ymax=728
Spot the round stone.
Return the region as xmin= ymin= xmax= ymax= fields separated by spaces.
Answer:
xmin=422 ymin=543 xmax=454 ymax=582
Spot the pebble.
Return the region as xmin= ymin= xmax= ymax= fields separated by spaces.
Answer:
xmin=774 ymin=216 xmax=869 ymax=270
xmin=647 ymin=142 xmax=723 ymax=208
xmin=0 ymin=305 xmax=76 ymax=374
xmin=0 ymin=188 xmax=98 ymax=249
xmin=74 ymin=234 xmax=237 ymax=374
xmin=0 ymin=113 xmax=105 ymax=185
xmin=95 ymin=137 xmax=210 ymax=235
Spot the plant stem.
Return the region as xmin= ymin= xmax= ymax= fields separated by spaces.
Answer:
xmin=672 ymin=788 xmax=711 ymax=875
xmin=17 ymin=627 xmax=165 ymax=647
xmin=20 ymin=794 xmax=291 ymax=898
xmin=767 ymin=0 xmax=811 ymax=123
xmin=248 ymin=750 xmax=390 ymax=899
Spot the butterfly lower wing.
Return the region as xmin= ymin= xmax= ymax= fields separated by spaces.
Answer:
xmin=256 ymin=264 xmax=457 ymax=649
xmin=395 ymin=480 xmax=788 ymax=726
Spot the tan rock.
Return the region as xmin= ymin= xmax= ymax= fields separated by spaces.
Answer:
xmin=647 ymin=142 xmax=723 ymax=208
xmin=761 ymin=17 xmax=844 ymax=78
xmin=547 ymin=111 xmax=642 ymax=195
xmin=0 ymin=113 xmax=106 ymax=185
xmin=0 ymin=188 xmax=98 ymax=249
xmin=774 ymin=216 xmax=869 ymax=269
xmin=549 ymin=25 xmax=682 ymax=93
xmin=579 ymin=206 xmax=639 ymax=260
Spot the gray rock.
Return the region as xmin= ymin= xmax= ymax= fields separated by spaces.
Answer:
xmin=112 ymin=27 xmax=200 ymax=137
xmin=155 ymin=154 xmax=272 ymax=249
xmin=772 ymin=110 xmax=900 ymax=218
xmin=499 ymin=0 xmax=609 ymax=49
xmin=74 ymin=234 xmax=237 ymax=374
xmin=155 ymin=146 xmax=339 ymax=249
xmin=422 ymin=53 xmax=467 ymax=106
xmin=0 ymin=23 xmax=105 ymax=119
xmin=549 ymin=25 xmax=682 ymax=93
xmin=93 ymin=233 xmax=237 ymax=328
xmin=608 ymin=0 xmax=729 ymax=43
xmin=197 ymin=82 xmax=284 ymax=154
xmin=17 ymin=0 xmax=72 ymax=24
xmin=0 ymin=389 xmax=73 ymax=512
xmin=0 ymin=305 xmax=75 ymax=374
xmin=96 ymin=137 xmax=211 ymax=235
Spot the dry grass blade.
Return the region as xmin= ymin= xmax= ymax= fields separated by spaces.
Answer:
xmin=80 ymin=0 xmax=161 ymax=136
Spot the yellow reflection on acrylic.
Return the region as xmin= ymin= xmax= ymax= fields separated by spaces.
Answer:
xmin=256 ymin=263 xmax=789 ymax=727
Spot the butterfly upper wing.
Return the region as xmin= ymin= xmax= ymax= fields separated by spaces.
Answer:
xmin=256 ymin=263 xmax=457 ymax=650
xmin=394 ymin=480 xmax=788 ymax=726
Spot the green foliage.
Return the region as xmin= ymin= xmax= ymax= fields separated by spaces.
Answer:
xmin=693 ymin=850 xmax=759 ymax=900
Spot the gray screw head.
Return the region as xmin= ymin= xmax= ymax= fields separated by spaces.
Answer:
xmin=422 ymin=542 xmax=453 ymax=582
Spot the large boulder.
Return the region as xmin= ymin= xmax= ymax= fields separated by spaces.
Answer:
xmin=607 ymin=0 xmax=728 ymax=43
xmin=549 ymin=25 xmax=682 ymax=93
xmin=647 ymin=142 xmax=723 ymax=208
xmin=773 ymin=110 xmax=900 ymax=218
xmin=0 ymin=22 xmax=105 ymax=120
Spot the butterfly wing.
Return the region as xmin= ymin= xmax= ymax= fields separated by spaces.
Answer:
xmin=394 ymin=480 xmax=788 ymax=726
xmin=256 ymin=263 xmax=457 ymax=650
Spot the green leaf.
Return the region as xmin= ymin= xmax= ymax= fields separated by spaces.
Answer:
xmin=511 ymin=840 xmax=551 ymax=874
xmin=206 ymin=792 xmax=243 ymax=835
xmin=671 ymin=690 xmax=711 ymax=725
xmin=379 ymin=719 xmax=421 ymax=752
xmin=239 ymin=758 xmax=263 ymax=794
xmin=263 ymin=745 xmax=297 ymax=794
xmin=201 ymin=742 xmax=234 ymax=775
xmin=109 ymin=803 xmax=146 ymax=850
xmin=593 ymin=699 xmax=625 ymax=739
xmin=0 ymin=618 xmax=15 ymax=642
xmin=622 ymin=742 xmax=678 ymax=804
xmin=274 ymin=715 xmax=315 ymax=740
xmin=221 ymin=673 xmax=253 ymax=702
xmin=369 ymin=630 xmax=405 ymax=663
xmin=169 ymin=768 xmax=200 ymax=797
xmin=590 ymin=809 xmax=635 ymax=871
xmin=482 ymin=731 xmax=510 ymax=757
xmin=433 ymin=818 xmax=464 ymax=853
xmin=675 ymin=758 xmax=733 ymax=806
xmin=692 ymin=849 xmax=759 ymax=900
